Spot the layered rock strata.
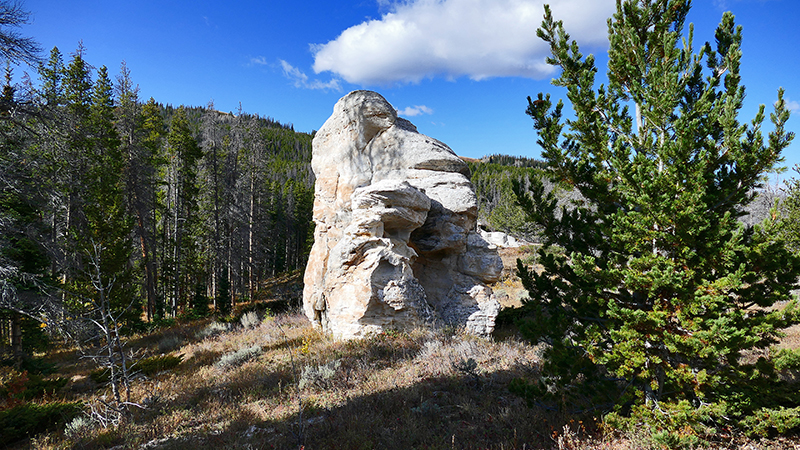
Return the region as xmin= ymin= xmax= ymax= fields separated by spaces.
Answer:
xmin=303 ymin=90 xmax=503 ymax=339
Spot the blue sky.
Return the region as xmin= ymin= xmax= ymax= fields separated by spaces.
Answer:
xmin=14 ymin=0 xmax=800 ymax=174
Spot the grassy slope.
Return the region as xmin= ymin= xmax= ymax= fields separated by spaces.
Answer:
xmin=8 ymin=248 xmax=800 ymax=449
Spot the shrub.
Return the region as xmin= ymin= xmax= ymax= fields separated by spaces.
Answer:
xmin=64 ymin=415 xmax=93 ymax=441
xmin=134 ymin=354 xmax=183 ymax=376
xmin=240 ymin=310 xmax=260 ymax=329
xmin=196 ymin=321 xmax=231 ymax=339
xmin=216 ymin=345 xmax=262 ymax=369
xmin=299 ymin=359 xmax=341 ymax=390
xmin=0 ymin=401 xmax=82 ymax=444
xmin=91 ymin=354 xmax=183 ymax=383
xmin=0 ymin=366 xmax=28 ymax=407
xmin=157 ymin=334 xmax=183 ymax=353
xmin=18 ymin=357 xmax=57 ymax=376
xmin=20 ymin=374 xmax=68 ymax=400
xmin=89 ymin=368 xmax=110 ymax=384
xmin=604 ymin=401 xmax=720 ymax=448
xmin=740 ymin=406 xmax=800 ymax=437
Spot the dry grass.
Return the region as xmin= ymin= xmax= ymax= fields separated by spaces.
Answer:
xmin=492 ymin=247 xmax=541 ymax=309
xmin=14 ymin=307 xmax=800 ymax=450
xmin=9 ymin=248 xmax=800 ymax=449
xmin=11 ymin=307 xmax=557 ymax=449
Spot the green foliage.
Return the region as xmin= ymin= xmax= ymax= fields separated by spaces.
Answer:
xmin=216 ymin=275 xmax=232 ymax=316
xmin=91 ymin=354 xmax=183 ymax=382
xmin=779 ymin=166 xmax=800 ymax=255
xmin=605 ymin=401 xmax=721 ymax=449
xmin=739 ymin=406 xmax=800 ymax=437
xmin=0 ymin=401 xmax=82 ymax=444
xmin=17 ymin=357 xmax=56 ymax=376
xmin=480 ymin=154 xmax=547 ymax=169
xmin=190 ymin=283 xmax=211 ymax=318
xmin=133 ymin=354 xmax=183 ymax=376
xmin=18 ymin=375 xmax=67 ymax=400
xmin=773 ymin=347 xmax=800 ymax=372
xmin=469 ymin=160 xmax=543 ymax=238
xmin=513 ymin=0 xmax=799 ymax=438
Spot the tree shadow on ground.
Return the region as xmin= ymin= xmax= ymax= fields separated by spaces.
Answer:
xmin=140 ymin=369 xmax=585 ymax=450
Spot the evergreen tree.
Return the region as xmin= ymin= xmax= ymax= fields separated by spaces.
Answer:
xmin=59 ymin=44 xmax=94 ymax=287
xmin=164 ymin=107 xmax=202 ymax=316
xmin=38 ymin=47 xmax=63 ymax=107
xmin=0 ymin=66 xmax=50 ymax=358
xmin=140 ymin=98 xmax=166 ymax=319
xmin=513 ymin=0 xmax=799 ymax=430
xmin=80 ymin=65 xmax=135 ymax=325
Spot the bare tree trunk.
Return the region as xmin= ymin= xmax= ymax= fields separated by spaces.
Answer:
xmin=249 ymin=174 xmax=255 ymax=300
xmin=10 ymin=312 xmax=22 ymax=358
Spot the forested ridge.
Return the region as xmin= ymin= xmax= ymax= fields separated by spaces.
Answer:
xmin=0 ymin=41 xmax=549 ymax=356
xmin=1 ymin=44 xmax=315 ymax=353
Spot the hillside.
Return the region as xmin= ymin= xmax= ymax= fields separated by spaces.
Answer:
xmin=4 ymin=263 xmax=800 ymax=449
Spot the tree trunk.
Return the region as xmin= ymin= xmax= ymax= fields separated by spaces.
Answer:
xmin=10 ymin=312 xmax=22 ymax=359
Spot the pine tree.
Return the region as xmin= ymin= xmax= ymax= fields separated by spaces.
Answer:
xmin=140 ymin=98 xmax=167 ymax=319
xmin=0 ymin=65 xmax=50 ymax=358
xmin=82 ymin=65 xmax=135 ymax=325
xmin=38 ymin=47 xmax=63 ymax=107
xmin=164 ymin=107 xmax=202 ymax=316
xmin=513 ymin=0 xmax=799 ymax=427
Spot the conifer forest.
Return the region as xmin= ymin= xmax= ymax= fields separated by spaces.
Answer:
xmin=6 ymin=0 xmax=800 ymax=448
xmin=1 ymin=44 xmax=315 ymax=352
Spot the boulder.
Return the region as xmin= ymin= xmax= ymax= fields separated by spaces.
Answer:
xmin=478 ymin=228 xmax=527 ymax=248
xmin=303 ymin=90 xmax=503 ymax=339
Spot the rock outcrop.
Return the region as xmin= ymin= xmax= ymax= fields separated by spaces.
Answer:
xmin=303 ymin=90 xmax=503 ymax=339
xmin=478 ymin=228 xmax=528 ymax=248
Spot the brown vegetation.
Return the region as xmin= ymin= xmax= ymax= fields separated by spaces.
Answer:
xmin=6 ymin=252 xmax=800 ymax=449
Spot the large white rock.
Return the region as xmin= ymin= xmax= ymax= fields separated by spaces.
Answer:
xmin=303 ymin=90 xmax=503 ymax=339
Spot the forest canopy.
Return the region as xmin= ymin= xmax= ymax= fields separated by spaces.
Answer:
xmin=0 ymin=43 xmax=315 ymax=355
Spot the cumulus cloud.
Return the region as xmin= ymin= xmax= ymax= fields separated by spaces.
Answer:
xmin=397 ymin=105 xmax=433 ymax=117
xmin=279 ymin=60 xmax=342 ymax=91
xmin=786 ymin=98 xmax=800 ymax=114
xmin=312 ymin=0 xmax=615 ymax=85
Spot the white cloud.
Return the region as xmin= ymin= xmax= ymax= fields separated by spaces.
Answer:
xmin=312 ymin=0 xmax=615 ymax=85
xmin=279 ymin=59 xmax=342 ymax=91
xmin=250 ymin=56 xmax=269 ymax=66
xmin=786 ymin=98 xmax=800 ymax=114
xmin=397 ymin=105 xmax=433 ymax=117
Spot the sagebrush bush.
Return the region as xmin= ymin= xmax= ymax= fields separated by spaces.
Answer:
xmin=216 ymin=345 xmax=262 ymax=369
xmin=240 ymin=311 xmax=260 ymax=329
xmin=64 ymin=415 xmax=93 ymax=441
xmin=299 ymin=359 xmax=341 ymax=390
xmin=196 ymin=321 xmax=231 ymax=339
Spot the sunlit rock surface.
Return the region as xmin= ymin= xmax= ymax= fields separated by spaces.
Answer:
xmin=303 ymin=90 xmax=502 ymax=339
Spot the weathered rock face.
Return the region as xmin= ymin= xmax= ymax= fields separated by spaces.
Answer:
xmin=303 ymin=90 xmax=503 ymax=339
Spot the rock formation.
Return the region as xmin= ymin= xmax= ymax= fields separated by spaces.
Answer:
xmin=303 ymin=90 xmax=503 ymax=339
xmin=478 ymin=227 xmax=527 ymax=248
